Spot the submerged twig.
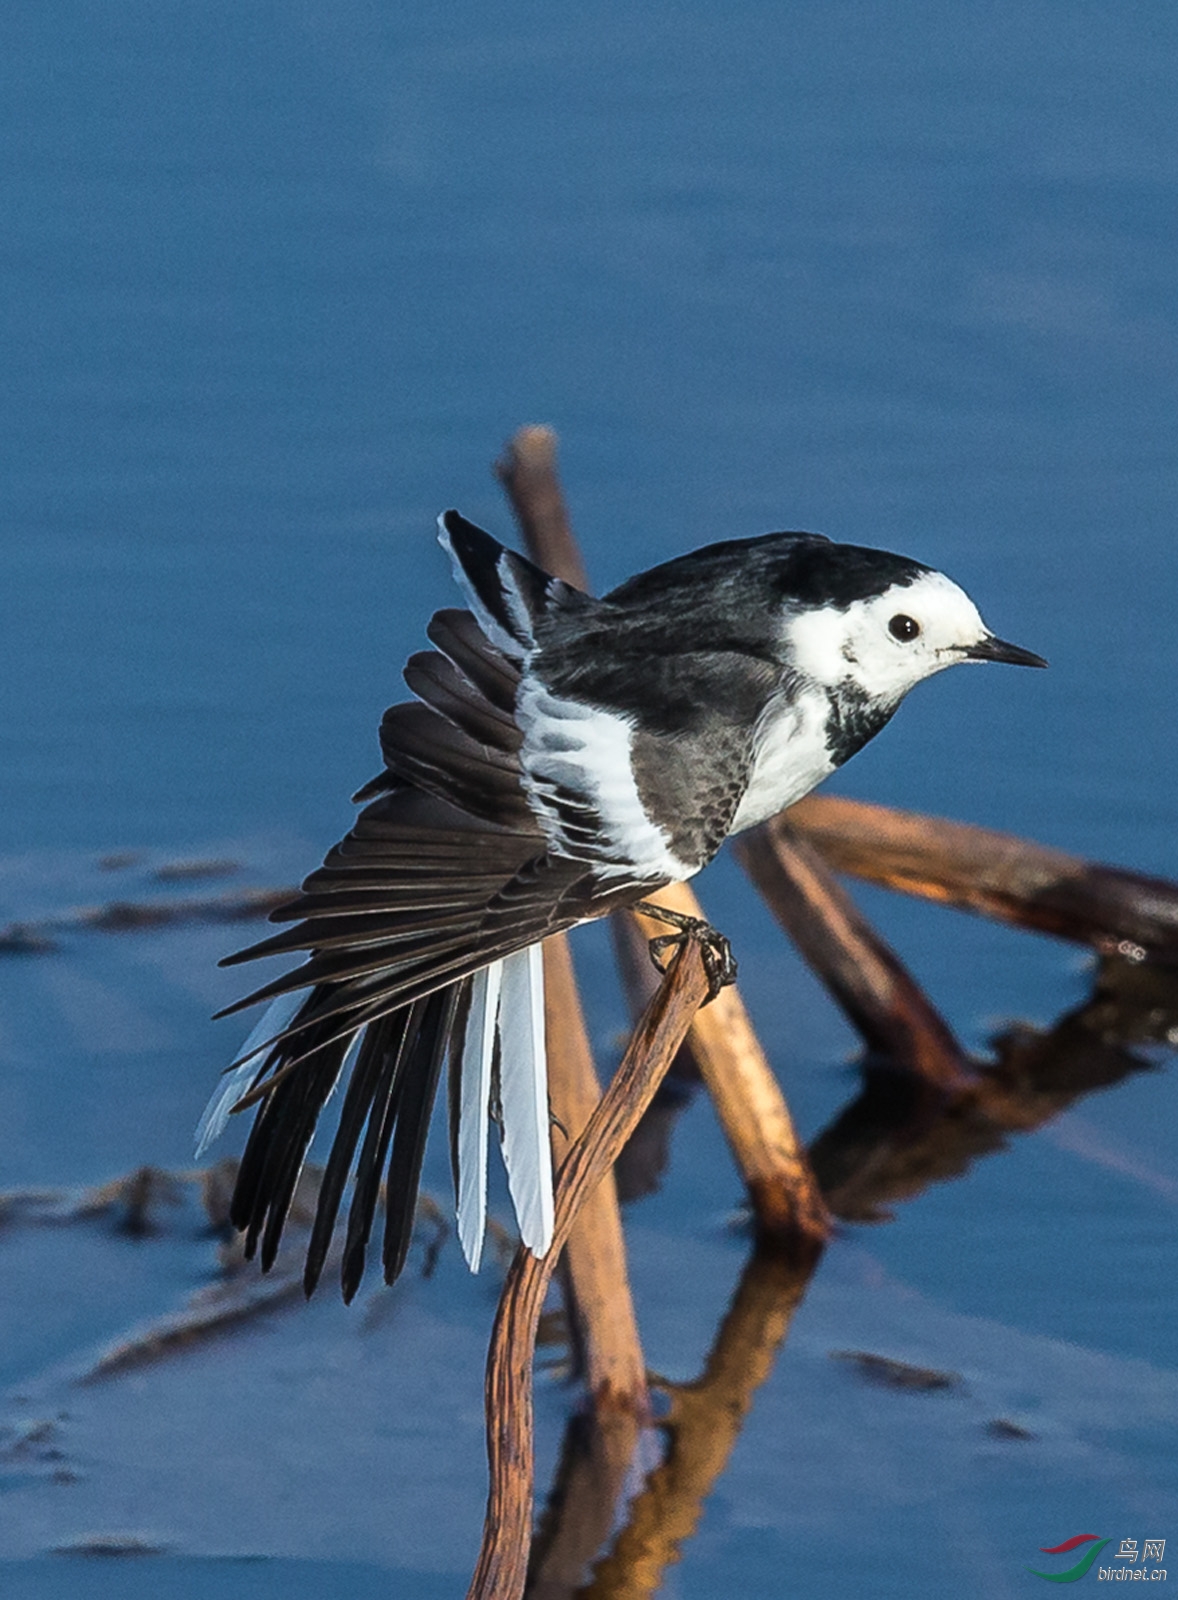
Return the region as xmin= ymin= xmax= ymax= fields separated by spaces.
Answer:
xmin=830 ymin=1349 xmax=962 ymax=1392
xmin=78 ymin=1271 xmax=307 ymax=1384
xmin=468 ymin=939 xmax=711 ymax=1600
xmin=0 ymin=885 xmax=295 ymax=954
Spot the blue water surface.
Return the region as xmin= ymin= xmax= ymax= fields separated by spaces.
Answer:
xmin=1 ymin=4 xmax=1175 ymax=1597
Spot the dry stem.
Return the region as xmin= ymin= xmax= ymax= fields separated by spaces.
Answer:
xmin=786 ymin=796 xmax=1178 ymax=960
xmin=496 ymin=425 xmax=589 ymax=590
xmin=628 ymin=887 xmax=830 ymax=1246
xmin=466 ymin=940 xmax=711 ymax=1600
xmin=498 ymin=425 xmax=649 ymax=1419
xmin=498 ymin=424 xmax=828 ymax=1247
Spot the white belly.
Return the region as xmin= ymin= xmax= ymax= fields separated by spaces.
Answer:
xmin=729 ymin=692 xmax=834 ymax=834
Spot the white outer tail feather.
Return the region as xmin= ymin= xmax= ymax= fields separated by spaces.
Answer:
xmin=456 ymin=959 xmax=503 ymax=1271
xmin=455 ymin=946 xmax=555 ymax=1269
xmin=203 ymin=944 xmax=557 ymax=1274
xmin=497 ymin=943 xmax=555 ymax=1258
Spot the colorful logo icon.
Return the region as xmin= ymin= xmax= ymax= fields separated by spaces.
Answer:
xmin=1028 ymin=1535 xmax=1111 ymax=1582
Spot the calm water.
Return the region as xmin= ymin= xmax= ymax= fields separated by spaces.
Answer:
xmin=1 ymin=4 xmax=1176 ymax=1596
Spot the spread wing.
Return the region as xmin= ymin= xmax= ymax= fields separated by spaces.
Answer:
xmin=205 ymin=600 xmax=648 ymax=1302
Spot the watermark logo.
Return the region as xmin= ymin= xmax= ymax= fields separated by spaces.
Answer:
xmin=1029 ymin=1536 xmax=1111 ymax=1583
xmin=1029 ymin=1536 xmax=1167 ymax=1583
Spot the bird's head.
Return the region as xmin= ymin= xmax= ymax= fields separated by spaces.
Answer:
xmin=783 ymin=560 xmax=1046 ymax=705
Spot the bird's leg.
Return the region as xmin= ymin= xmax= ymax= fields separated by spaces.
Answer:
xmin=634 ymin=900 xmax=738 ymax=1003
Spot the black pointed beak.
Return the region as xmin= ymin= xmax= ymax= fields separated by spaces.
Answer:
xmin=960 ymin=634 xmax=1048 ymax=669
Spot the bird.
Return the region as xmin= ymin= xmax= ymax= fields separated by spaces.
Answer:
xmin=196 ymin=510 xmax=1046 ymax=1301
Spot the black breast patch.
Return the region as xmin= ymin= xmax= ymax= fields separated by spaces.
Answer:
xmin=824 ymin=683 xmax=898 ymax=767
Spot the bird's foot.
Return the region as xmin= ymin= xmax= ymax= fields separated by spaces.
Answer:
xmin=634 ymin=900 xmax=738 ymax=1004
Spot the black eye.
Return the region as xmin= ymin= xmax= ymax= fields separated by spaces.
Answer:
xmin=888 ymin=614 xmax=920 ymax=642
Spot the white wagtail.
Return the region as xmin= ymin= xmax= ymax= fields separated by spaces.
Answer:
xmin=197 ymin=511 xmax=1045 ymax=1299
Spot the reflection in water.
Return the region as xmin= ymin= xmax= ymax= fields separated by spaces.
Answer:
xmin=811 ymin=955 xmax=1173 ymax=1222
xmin=529 ymin=1246 xmax=821 ymax=1600
xmin=526 ymin=954 xmax=1177 ymax=1596
xmin=528 ymin=1409 xmax=648 ymax=1600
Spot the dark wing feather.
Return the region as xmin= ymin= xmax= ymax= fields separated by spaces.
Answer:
xmin=302 ymin=1012 xmax=401 ymax=1297
xmin=403 ymin=650 xmax=522 ymax=754
xmin=381 ymin=984 xmax=459 ymax=1285
xmin=353 ymin=607 xmax=525 ymax=801
xmin=377 ymin=702 xmax=533 ymax=827
xmin=427 ymin=607 xmax=521 ymax=713
xmin=218 ymin=852 xmax=635 ymax=1057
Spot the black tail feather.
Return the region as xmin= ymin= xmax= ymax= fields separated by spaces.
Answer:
xmin=230 ymin=1019 xmax=348 ymax=1266
xmin=340 ymin=1003 xmax=419 ymax=1302
xmin=301 ymin=1016 xmax=395 ymax=1297
xmin=382 ymin=985 xmax=459 ymax=1285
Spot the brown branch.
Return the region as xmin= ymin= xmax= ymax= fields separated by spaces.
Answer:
xmin=628 ymin=888 xmax=830 ymax=1248
xmin=608 ymin=912 xmax=700 ymax=1203
xmin=467 ymin=941 xmax=711 ymax=1600
xmin=785 ymin=796 xmax=1178 ymax=961
xmin=737 ymin=820 xmax=973 ymax=1093
xmin=543 ymin=937 xmax=648 ymax=1413
xmin=495 ymin=426 xmax=589 ymax=591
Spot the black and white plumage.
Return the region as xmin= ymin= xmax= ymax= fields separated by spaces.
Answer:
xmin=198 ymin=512 xmax=1045 ymax=1300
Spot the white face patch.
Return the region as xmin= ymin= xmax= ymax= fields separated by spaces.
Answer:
xmin=785 ymin=571 xmax=990 ymax=702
